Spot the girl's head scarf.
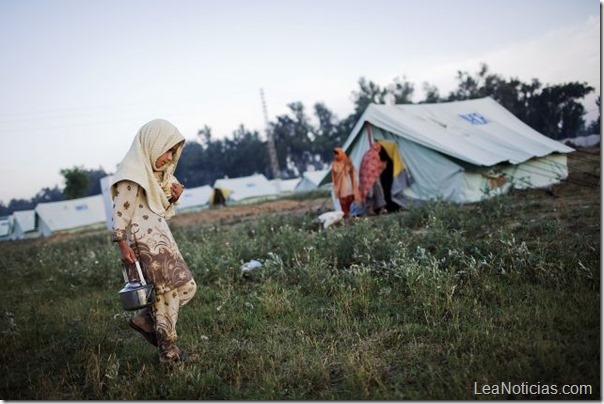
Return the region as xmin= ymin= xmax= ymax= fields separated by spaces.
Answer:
xmin=110 ymin=119 xmax=185 ymax=218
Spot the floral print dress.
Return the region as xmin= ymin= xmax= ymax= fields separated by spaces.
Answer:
xmin=112 ymin=180 xmax=193 ymax=295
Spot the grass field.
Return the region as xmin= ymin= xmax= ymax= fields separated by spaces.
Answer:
xmin=0 ymin=150 xmax=600 ymax=400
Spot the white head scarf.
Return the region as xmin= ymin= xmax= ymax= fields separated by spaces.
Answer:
xmin=110 ymin=119 xmax=185 ymax=218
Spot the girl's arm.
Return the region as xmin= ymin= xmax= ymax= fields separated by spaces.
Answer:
xmin=112 ymin=180 xmax=139 ymax=264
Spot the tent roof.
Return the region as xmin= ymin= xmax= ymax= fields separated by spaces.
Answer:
xmin=271 ymin=178 xmax=300 ymax=193
xmin=35 ymin=194 xmax=106 ymax=232
xmin=213 ymin=174 xmax=278 ymax=202
xmin=12 ymin=209 xmax=36 ymax=233
xmin=176 ymin=185 xmax=213 ymax=211
xmin=0 ymin=217 xmax=10 ymax=237
xmin=344 ymin=97 xmax=573 ymax=166
xmin=302 ymin=169 xmax=330 ymax=186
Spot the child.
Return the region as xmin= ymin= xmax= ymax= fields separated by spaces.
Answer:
xmin=111 ymin=119 xmax=198 ymax=364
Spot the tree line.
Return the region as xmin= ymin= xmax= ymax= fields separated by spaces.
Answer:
xmin=1 ymin=63 xmax=598 ymax=216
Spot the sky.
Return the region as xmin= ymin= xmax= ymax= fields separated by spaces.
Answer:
xmin=0 ymin=0 xmax=600 ymax=203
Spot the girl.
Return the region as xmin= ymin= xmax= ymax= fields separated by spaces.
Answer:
xmin=111 ymin=119 xmax=197 ymax=364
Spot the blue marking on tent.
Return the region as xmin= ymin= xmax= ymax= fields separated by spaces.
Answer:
xmin=75 ymin=204 xmax=89 ymax=211
xmin=246 ymin=183 xmax=256 ymax=188
xmin=459 ymin=112 xmax=488 ymax=125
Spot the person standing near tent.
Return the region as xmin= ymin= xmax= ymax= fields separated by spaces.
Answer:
xmin=110 ymin=118 xmax=198 ymax=364
xmin=359 ymin=142 xmax=388 ymax=215
xmin=331 ymin=147 xmax=361 ymax=218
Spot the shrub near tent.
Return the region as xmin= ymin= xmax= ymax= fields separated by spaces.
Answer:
xmin=319 ymin=97 xmax=574 ymax=208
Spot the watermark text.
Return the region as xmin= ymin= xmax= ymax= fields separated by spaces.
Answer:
xmin=473 ymin=381 xmax=592 ymax=397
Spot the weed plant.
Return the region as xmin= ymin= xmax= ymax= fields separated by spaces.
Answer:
xmin=0 ymin=193 xmax=599 ymax=399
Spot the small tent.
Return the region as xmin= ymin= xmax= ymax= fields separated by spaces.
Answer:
xmin=209 ymin=187 xmax=230 ymax=207
xmin=320 ymin=97 xmax=574 ymax=206
xmin=9 ymin=209 xmax=39 ymax=240
xmin=100 ymin=175 xmax=114 ymax=230
xmin=36 ymin=194 xmax=106 ymax=237
xmin=271 ymin=178 xmax=301 ymax=194
xmin=175 ymin=185 xmax=213 ymax=213
xmin=560 ymin=134 xmax=600 ymax=148
xmin=213 ymin=174 xmax=279 ymax=204
xmin=0 ymin=216 xmax=11 ymax=241
xmin=295 ymin=169 xmax=331 ymax=192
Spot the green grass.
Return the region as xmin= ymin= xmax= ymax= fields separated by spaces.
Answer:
xmin=0 ymin=191 xmax=599 ymax=400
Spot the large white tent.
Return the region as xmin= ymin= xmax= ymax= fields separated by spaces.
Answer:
xmin=320 ymin=97 xmax=574 ymax=206
xmin=36 ymin=194 xmax=106 ymax=237
xmin=214 ymin=174 xmax=279 ymax=204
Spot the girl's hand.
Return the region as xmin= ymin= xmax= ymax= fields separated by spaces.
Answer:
xmin=170 ymin=182 xmax=185 ymax=202
xmin=118 ymin=240 xmax=137 ymax=265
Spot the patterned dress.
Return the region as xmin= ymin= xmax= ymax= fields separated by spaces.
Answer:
xmin=112 ymin=179 xmax=193 ymax=295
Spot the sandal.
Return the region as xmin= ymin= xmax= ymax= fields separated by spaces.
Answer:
xmin=160 ymin=349 xmax=200 ymax=365
xmin=128 ymin=318 xmax=158 ymax=347
xmin=178 ymin=351 xmax=200 ymax=363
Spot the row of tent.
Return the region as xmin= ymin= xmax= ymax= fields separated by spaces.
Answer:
xmin=2 ymin=97 xmax=588 ymax=241
xmin=0 ymin=171 xmax=330 ymax=241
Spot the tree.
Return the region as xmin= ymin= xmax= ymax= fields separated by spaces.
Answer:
xmin=387 ymin=76 xmax=415 ymax=104
xmin=197 ymin=125 xmax=213 ymax=146
xmin=32 ymin=186 xmax=63 ymax=204
xmin=313 ymin=102 xmax=346 ymax=166
xmin=222 ymin=125 xmax=270 ymax=178
xmin=586 ymin=96 xmax=601 ymax=135
xmin=526 ymin=82 xmax=594 ymax=139
xmin=61 ymin=167 xmax=89 ymax=200
xmin=83 ymin=167 xmax=108 ymax=196
xmin=351 ymin=77 xmax=387 ymax=119
xmin=271 ymin=102 xmax=316 ymax=178
xmin=175 ymin=140 xmax=207 ymax=187
xmin=420 ymin=82 xmax=443 ymax=104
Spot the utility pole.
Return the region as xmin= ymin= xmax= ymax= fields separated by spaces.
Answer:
xmin=260 ymin=88 xmax=281 ymax=191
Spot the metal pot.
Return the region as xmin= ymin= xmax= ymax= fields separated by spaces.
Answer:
xmin=119 ymin=261 xmax=156 ymax=311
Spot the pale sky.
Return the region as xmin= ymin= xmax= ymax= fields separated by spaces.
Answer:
xmin=0 ymin=0 xmax=600 ymax=203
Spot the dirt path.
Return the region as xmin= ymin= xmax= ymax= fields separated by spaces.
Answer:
xmin=170 ymin=196 xmax=333 ymax=228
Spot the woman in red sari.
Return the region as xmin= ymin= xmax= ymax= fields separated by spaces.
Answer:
xmin=331 ymin=147 xmax=361 ymax=218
